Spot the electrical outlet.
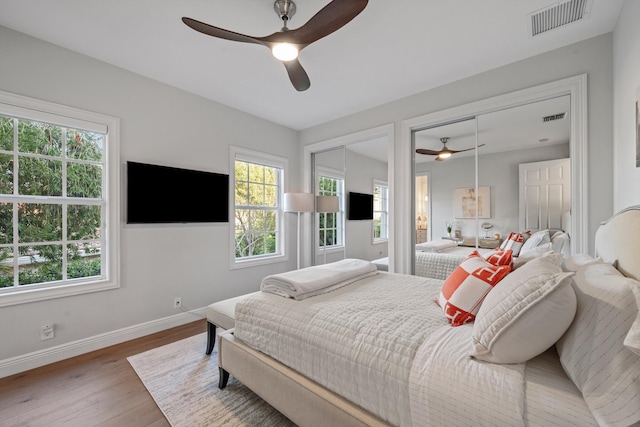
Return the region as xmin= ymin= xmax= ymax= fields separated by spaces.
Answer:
xmin=40 ymin=322 xmax=54 ymax=341
xmin=174 ymin=297 xmax=182 ymax=309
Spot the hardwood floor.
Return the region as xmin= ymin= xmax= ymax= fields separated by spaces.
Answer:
xmin=0 ymin=319 xmax=207 ymax=427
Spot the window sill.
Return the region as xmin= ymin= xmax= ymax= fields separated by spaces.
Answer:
xmin=230 ymin=253 xmax=287 ymax=270
xmin=0 ymin=278 xmax=119 ymax=308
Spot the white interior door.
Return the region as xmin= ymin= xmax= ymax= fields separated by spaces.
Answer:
xmin=519 ymin=158 xmax=570 ymax=232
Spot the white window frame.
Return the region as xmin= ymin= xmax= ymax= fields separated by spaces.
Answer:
xmin=373 ymin=180 xmax=389 ymax=243
xmin=230 ymin=146 xmax=287 ymax=269
xmin=316 ymin=166 xmax=345 ymax=251
xmin=0 ymin=90 xmax=120 ymax=307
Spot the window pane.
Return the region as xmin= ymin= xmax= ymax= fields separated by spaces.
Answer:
xmin=0 ymin=203 xmax=13 ymax=243
xmin=248 ymin=183 xmax=264 ymax=206
xmin=18 ymin=244 xmax=62 ymax=286
xmin=234 ymin=232 xmax=249 ymax=257
xmin=18 ymin=119 xmax=62 ymax=157
xmin=235 ymin=161 xmax=248 ymax=182
xmin=0 ymin=116 xmax=13 ymax=151
xmin=67 ymin=162 xmax=102 ymax=198
xmin=67 ymin=205 xmax=101 ymax=240
xmin=0 ymin=154 xmax=13 ymax=194
xmin=235 ymin=181 xmax=248 ymax=205
xmin=18 ymin=157 xmax=63 ymax=196
xmin=235 ymin=209 xmax=249 ymax=233
xmin=248 ymin=164 xmax=264 ymax=184
xmin=265 ymin=232 xmax=276 ymax=254
xmin=66 ymin=129 xmax=103 ymax=161
xmin=18 ymin=203 xmax=62 ymax=243
xmin=67 ymin=242 xmax=101 ymax=279
xmin=0 ymin=247 xmax=13 ymax=288
xmin=264 ymin=184 xmax=277 ymax=207
xmin=264 ymin=166 xmax=277 ymax=185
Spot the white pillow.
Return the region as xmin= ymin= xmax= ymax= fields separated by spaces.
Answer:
xmin=551 ymin=231 xmax=571 ymax=258
xmin=624 ymin=284 xmax=640 ymax=356
xmin=512 ymin=242 xmax=552 ymax=269
xmin=471 ymin=253 xmax=576 ymax=364
xmin=562 ymin=253 xmax=602 ymax=272
xmin=519 ymin=229 xmax=550 ymax=253
xmin=556 ymin=262 xmax=640 ymax=427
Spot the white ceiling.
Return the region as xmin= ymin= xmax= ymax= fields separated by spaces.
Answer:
xmin=0 ymin=0 xmax=623 ymax=131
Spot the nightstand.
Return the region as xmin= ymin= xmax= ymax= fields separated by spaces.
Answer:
xmin=416 ymin=228 xmax=427 ymax=243
xmin=460 ymin=237 xmax=501 ymax=249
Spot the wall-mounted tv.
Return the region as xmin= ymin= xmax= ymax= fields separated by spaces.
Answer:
xmin=126 ymin=161 xmax=229 ymax=224
xmin=347 ymin=192 xmax=374 ymax=220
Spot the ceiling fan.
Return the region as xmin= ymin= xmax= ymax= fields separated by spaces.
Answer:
xmin=416 ymin=137 xmax=485 ymax=161
xmin=182 ymin=0 xmax=369 ymax=92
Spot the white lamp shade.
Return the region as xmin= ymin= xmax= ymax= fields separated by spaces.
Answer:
xmin=316 ymin=195 xmax=340 ymax=213
xmin=284 ymin=193 xmax=314 ymax=213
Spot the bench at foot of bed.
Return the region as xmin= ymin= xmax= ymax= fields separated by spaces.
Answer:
xmin=205 ymin=292 xmax=259 ymax=355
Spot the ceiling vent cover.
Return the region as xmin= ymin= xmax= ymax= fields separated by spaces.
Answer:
xmin=543 ymin=112 xmax=566 ymax=122
xmin=529 ymin=0 xmax=591 ymax=37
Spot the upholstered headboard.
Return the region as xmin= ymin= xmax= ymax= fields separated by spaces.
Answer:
xmin=594 ymin=205 xmax=640 ymax=281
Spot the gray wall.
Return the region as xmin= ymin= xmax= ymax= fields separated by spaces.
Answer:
xmin=300 ymin=33 xmax=614 ymax=263
xmin=613 ymin=0 xmax=640 ymax=211
xmin=0 ymin=26 xmax=299 ymax=363
xmin=418 ymin=144 xmax=570 ymax=240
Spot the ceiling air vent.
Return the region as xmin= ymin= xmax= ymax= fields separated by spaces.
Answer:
xmin=529 ymin=0 xmax=591 ymax=37
xmin=543 ymin=112 xmax=566 ymax=122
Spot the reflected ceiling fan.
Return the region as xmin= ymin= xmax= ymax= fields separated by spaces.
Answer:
xmin=416 ymin=137 xmax=485 ymax=161
xmin=182 ymin=0 xmax=369 ymax=91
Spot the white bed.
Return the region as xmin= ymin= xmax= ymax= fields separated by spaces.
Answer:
xmin=218 ymin=206 xmax=640 ymax=427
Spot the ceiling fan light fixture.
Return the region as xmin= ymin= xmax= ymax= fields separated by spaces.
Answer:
xmin=272 ymin=42 xmax=299 ymax=61
xmin=437 ymin=151 xmax=452 ymax=159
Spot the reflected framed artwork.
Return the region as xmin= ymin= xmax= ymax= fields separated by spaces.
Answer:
xmin=454 ymin=186 xmax=491 ymax=219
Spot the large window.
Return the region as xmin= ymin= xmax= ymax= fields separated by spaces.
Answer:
xmin=373 ymin=181 xmax=389 ymax=241
xmin=231 ymin=147 xmax=286 ymax=268
xmin=0 ymin=91 xmax=120 ymax=306
xmin=317 ymin=168 xmax=344 ymax=250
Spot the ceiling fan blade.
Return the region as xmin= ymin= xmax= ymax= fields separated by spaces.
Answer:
xmin=278 ymin=0 xmax=368 ymax=46
xmin=182 ymin=17 xmax=265 ymax=46
xmin=416 ymin=148 xmax=441 ymax=156
xmin=449 ymin=143 xmax=486 ymax=154
xmin=282 ymin=59 xmax=311 ymax=91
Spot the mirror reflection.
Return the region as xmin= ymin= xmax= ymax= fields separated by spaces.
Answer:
xmin=413 ymin=95 xmax=571 ymax=276
xmin=311 ymin=137 xmax=390 ymax=267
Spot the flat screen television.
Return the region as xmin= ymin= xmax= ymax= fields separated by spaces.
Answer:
xmin=126 ymin=161 xmax=229 ymax=224
xmin=347 ymin=192 xmax=374 ymax=220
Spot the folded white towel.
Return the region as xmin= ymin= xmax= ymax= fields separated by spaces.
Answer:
xmin=261 ymin=258 xmax=378 ymax=300
xmin=415 ymin=239 xmax=457 ymax=252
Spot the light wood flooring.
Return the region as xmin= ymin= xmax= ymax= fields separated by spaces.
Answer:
xmin=0 ymin=319 xmax=207 ymax=427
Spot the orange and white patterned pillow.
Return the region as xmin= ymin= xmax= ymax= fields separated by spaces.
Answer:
xmin=499 ymin=232 xmax=528 ymax=256
xmin=438 ymin=252 xmax=512 ymax=326
xmin=483 ymin=249 xmax=513 ymax=267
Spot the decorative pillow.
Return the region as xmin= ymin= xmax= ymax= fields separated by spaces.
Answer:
xmin=520 ymin=229 xmax=551 ymax=253
xmin=438 ymin=251 xmax=511 ymax=327
xmin=625 ymin=284 xmax=640 ymax=356
xmin=471 ymin=253 xmax=576 ymax=363
xmin=483 ymin=249 xmax=513 ymax=267
xmin=499 ymin=232 xmax=527 ymax=256
xmin=512 ymin=242 xmax=552 ymax=269
xmin=556 ymin=262 xmax=640 ymax=427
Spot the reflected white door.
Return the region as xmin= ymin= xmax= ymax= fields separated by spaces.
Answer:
xmin=519 ymin=158 xmax=570 ymax=232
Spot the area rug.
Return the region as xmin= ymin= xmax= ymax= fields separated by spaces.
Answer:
xmin=128 ymin=333 xmax=296 ymax=426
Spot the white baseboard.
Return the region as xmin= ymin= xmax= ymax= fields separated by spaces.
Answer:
xmin=0 ymin=307 xmax=207 ymax=379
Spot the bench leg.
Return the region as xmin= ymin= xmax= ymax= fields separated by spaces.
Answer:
xmin=219 ymin=367 xmax=230 ymax=389
xmin=205 ymin=322 xmax=216 ymax=355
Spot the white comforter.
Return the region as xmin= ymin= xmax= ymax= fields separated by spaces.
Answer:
xmin=234 ymin=271 xmax=595 ymax=426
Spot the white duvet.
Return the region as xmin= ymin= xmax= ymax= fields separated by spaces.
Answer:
xmin=234 ymin=271 xmax=595 ymax=426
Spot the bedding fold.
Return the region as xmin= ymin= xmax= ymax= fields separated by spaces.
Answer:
xmin=260 ymin=258 xmax=377 ymax=300
xmin=415 ymin=239 xmax=457 ymax=252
